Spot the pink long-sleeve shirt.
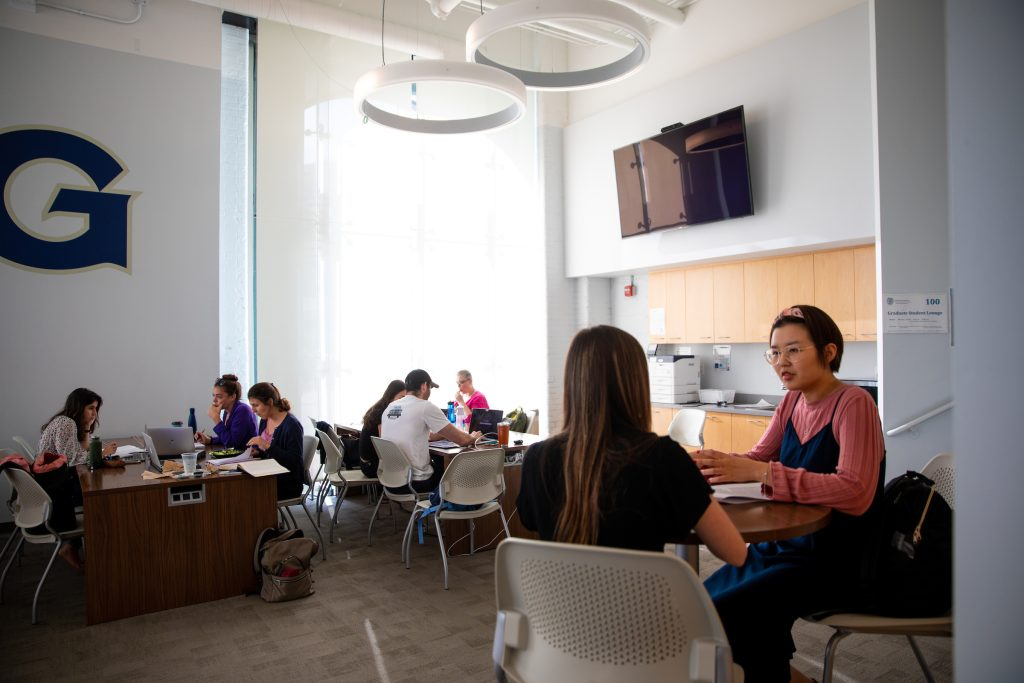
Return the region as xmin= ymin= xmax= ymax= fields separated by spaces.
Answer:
xmin=744 ymin=385 xmax=883 ymax=515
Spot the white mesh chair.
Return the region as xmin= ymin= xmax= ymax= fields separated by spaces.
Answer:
xmin=315 ymin=428 xmax=378 ymax=543
xmin=668 ymin=408 xmax=706 ymax=451
xmin=493 ymin=538 xmax=743 ymax=683
xmin=804 ymin=452 xmax=955 ymax=683
xmin=12 ymin=437 xmax=37 ymax=464
xmin=276 ymin=434 xmax=326 ymax=560
xmin=525 ymin=409 xmax=540 ymax=435
xmin=404 ymin=448 xmax=509 ymax=589
xmin=0 ymin=468 xmax=85 ymax=624
xmin=368 ymin=436 xmax=430 ymax=555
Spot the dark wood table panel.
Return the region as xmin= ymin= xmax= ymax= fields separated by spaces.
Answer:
xmin=79 ymin=462 xmax=277 ymax=625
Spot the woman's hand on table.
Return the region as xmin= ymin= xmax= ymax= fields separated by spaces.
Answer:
xmin=693 ymin=449 xmax=769 ymax=485
xmin=195 ymin=432 xmax=212 ymax=446
xmin=101 ymin=441 xmax=118 ymax=456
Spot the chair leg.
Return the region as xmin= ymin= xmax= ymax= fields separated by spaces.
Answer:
xmin=402 ymin=507 xmax=420 ymax=567
xmin=308 ymin=463 xmax=324 ymax=501
xmin=285 ymin=507 xmax=299 ymax=530
xmin=906 ymin=635 xmax=936 ymax=683
xmin=299 ymin=504 xmax=327 ymax=561
xmin=434 ymin=515 xmax=449 ymax=590
xmin=368 ymin=494 xmax=386 ymax=546
xmin=32 ymin=540 xmax=64 ymax=624
xmin=0 ymin=533 xmax=26 ymax=604
xmin=821 ymin=629 xmax=851 ymax=683
xmin=330 ymin=481 xmax=350 ymax=545
xmin=499 ymin=509 xmax=511 ymax=540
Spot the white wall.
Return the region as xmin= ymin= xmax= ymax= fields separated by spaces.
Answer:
xmin=947 ymin=0 xmax=1024 ymax=677
xmin=0 ymin=13 xmax=220 ymax=518
xmin=563 ymin=5 xmax=874 ymax=278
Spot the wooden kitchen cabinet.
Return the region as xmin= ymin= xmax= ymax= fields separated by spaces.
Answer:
xmin=665 ymin=269 xmax=687 ymax=342
xmin=744 ymin=259 xmax=779 ymax=343
xmin=651 ymin=406 xmax=677 ymax=436
xmin=813 ymin=249 xmax=857 ymax=340
xmin=777 ymin=253 xmax=815 ymax=311
xmin=854 ymin=245 xmax=877 ymax=340
xmin=648 ymin=270 xmax=667 ymax=343
xmin=732 ymin=415 xmax=771 ymax=453
xmin=685 ymin=267 xmax=715 ymax=343
xmin=713 ymin=264 xmax=745 ymax=343
xmin=702 ymin=412 xmax=732 ymax=452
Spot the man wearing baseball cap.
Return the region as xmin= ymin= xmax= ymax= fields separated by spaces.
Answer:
xmin=380 ymin=369 xmax=482 ymax=492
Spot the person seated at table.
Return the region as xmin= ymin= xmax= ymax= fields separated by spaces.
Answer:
xmin=195 ymin=373 xmax=257 ymax=450
xmin=516 ymin=325 xmax=747 ymax=565
xmin=359 ymin=379 xmax=407 ymax=478
xmin=246 ymin=382 xmax=304 ymax=500
xmin=695 ymin=305 xmax=885 ymax=683
xmin=453 ymin=369 xmax=488 ymax=430
xmin=380 ymin=369 xmax=481 ymax=494
xmin=38 ymin=387 xmax=117 ymax=570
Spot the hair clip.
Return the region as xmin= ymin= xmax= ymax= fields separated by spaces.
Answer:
xmin=775 ymin=306 xmax=805 ymax=322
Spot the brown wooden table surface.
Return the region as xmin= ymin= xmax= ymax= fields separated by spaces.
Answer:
xmin=78 ymin=441 xmax=277 ymax=625
xmin=678 ymin=500 xmax=831 ymax=545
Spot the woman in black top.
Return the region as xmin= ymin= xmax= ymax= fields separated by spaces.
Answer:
xmin=358 ymin=379 xmax=407 ymax=478
xmin=247 ymin=382 xmax=305 ymax=500
xmin=517 ymin=325 xmax=747 ymax=564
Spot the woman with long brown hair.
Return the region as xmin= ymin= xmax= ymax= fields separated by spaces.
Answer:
xmin=516 ymin=325 xmax=746 ymax=562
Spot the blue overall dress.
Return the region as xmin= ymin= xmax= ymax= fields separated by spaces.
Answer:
xmin=704 ymin=389 xmax=884 ymax=682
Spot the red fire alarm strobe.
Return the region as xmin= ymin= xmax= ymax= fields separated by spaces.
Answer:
xmin=624 ymin=276 xmax=636 ymax=297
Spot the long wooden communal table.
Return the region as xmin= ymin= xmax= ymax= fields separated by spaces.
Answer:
xmin=77 ymin=457 xmax=277 ymax=625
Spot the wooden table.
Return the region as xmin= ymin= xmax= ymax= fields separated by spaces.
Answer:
xmin=78 ymin=458 xmax=277 ymax=625
xmin=674 ymin=500 xmax=832 ymax=571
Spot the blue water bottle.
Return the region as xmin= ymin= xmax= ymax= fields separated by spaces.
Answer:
xmin=447 ymin=401 xmax=456 ymax=424
xmin=188 ymin=407 xmax=198 ymax=436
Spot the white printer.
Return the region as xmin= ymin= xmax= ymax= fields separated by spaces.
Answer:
xmin=648 ymin=354 xmax=701 ymax=404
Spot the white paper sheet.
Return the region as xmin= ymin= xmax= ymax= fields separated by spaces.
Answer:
xmin=239 ymin=459 xmax=288 ymax=477
xmin=712 ymin=482 xmax=769 ymax=503
xmin=208 ymin=448 xmax=255 ymax=466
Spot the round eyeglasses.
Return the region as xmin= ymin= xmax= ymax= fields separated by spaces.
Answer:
xmin=764 ymin=346 xmax=814 ymax=365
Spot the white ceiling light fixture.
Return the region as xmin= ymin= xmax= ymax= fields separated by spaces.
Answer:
xmin=354 ymin=59 xmax=528 ymax=135
xmin=466 ymin=0 xmax=652 ymax=91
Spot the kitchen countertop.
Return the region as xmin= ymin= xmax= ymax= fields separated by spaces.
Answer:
xmin=652 ymin=393 xmax=782 ymax=418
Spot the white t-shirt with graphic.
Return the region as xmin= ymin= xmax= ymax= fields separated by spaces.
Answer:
xmin=380 ymin=394 xmax=451 ymax=480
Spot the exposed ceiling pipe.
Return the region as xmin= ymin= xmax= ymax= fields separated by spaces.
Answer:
xmin=190 ymin=0 xmax=461 ymax=60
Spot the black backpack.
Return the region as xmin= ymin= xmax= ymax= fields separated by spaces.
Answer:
xmin=869 ymin=470 xmax=953 ymax=617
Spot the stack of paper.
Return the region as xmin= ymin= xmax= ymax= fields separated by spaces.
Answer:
xmin=239 ymin=459 xmax=288 ymax=477
xmin=712 ymin=482 xmax=769 ymax=504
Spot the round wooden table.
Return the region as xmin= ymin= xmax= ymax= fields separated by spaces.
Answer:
xmin=676 ymin=501 xmax=831 ymax=571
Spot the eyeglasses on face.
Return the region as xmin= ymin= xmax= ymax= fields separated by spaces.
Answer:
xmin=764 ymin=346 xmax=814 ymax=365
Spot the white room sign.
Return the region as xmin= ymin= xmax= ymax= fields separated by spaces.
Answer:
xmin=883 ymin=292 xmax=949 ymax=333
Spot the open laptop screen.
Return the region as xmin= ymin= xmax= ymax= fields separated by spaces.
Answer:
xmin=469 ymin=409 xmax=503 ymax=436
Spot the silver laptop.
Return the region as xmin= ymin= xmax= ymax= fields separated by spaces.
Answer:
xmin=145 ymin=426 xmax=194 ymax=457
xmin=141 ymin=433 xmax=165 ymax=472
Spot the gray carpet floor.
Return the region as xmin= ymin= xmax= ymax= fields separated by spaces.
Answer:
xmin=0 ymin=488 xmax=951 ymax=682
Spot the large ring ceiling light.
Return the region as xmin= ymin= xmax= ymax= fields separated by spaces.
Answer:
xmin=466 ymin=0 xmax=652 ymax=91
xmin=354 ymin=59 xmax=528 ymax=134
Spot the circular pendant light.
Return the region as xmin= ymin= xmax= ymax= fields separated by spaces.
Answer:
xmin=466 ymin=0 xmax=652 ymax=91
xmin=354 ymin=59 xmax=528 ymax=134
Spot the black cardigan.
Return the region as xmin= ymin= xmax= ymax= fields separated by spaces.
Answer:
xmin=257 ymin=413 xmax=305 ymax=500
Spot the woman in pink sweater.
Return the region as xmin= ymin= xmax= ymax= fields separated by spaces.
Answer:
xmin=697 ymin=305 xmax=885 ymax=683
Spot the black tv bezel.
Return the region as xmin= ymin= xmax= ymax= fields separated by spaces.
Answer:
xmin=613 ymin=105 xmax=754 ymax=238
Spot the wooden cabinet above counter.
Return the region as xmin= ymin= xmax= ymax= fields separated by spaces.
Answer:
xmin=648 ymin=245 xmax=877 ymax=344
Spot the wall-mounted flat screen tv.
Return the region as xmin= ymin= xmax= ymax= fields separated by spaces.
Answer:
xmin=613 ymin=105 xmax=754 ymax=238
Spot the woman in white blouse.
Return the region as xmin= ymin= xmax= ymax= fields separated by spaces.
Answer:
xmin=37 ymin=387 xmax=115 ymax=570
xmin=38 ymin=387 xmax=116 ymax=467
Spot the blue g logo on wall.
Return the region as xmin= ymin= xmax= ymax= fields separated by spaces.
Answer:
xmin=1 ymin=127 xmax=138 ymax=272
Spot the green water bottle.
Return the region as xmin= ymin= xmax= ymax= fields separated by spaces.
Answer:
xmin=89 ymin=436 xmax=103 ymax=470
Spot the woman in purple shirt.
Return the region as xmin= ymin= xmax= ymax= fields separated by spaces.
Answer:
xmin=195 ymin=374 xmax=258 ymax=450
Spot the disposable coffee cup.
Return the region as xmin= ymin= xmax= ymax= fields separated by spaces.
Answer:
xmin=182 ymin=452 xmax=198 ymax=476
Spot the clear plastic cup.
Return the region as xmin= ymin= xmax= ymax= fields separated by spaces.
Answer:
xmin=181 ymin=452 xmax=198 ymax=476
xmin=497 ymin=421 xmax=511 ymax=447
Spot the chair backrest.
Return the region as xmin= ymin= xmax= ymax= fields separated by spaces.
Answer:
xmin=668 ymin=408 xmax=705 ymax=450
xmin=371 ymin=436 xmax=414 ymax=489
xmin=308 ymin=416 xmax=318 ymax=431
xmin=525 ymin=409 xmax=540 ymax=435
xmin=438 ymin=448 xmax=505 ymax=507
xmin=316 ymin=428 xmax=343 ymax=475
xmin=921 ymin=452 xmax=955 ymax=510
xmin=3 ymin=468 xmax=52 ymax=531
xmin=494 ymin=538 xmax=737 ymax=683
xmin=12 ymin=436 xmax=37 ymax=463
xmin=301 ymin=435 xmax=319 ymax=487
